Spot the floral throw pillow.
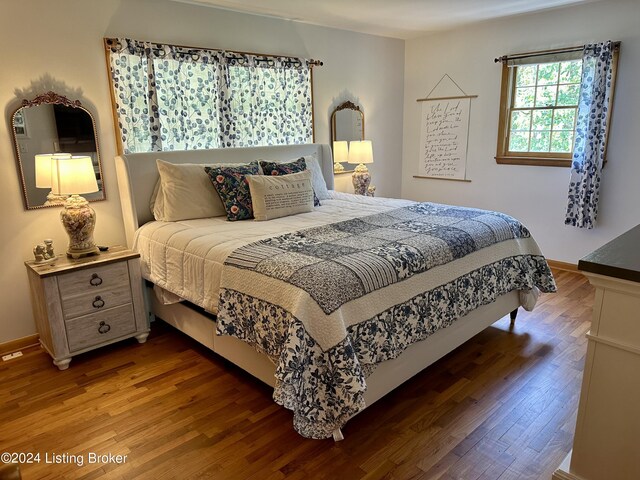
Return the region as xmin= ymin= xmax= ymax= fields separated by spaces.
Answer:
xmin=205 ymin=161 xmax=260 ymax=221
xmin=259 ymin=157 xmax=321 ymax=206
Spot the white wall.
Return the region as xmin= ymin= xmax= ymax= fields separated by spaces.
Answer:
xmin=0 ymin=0 xmax=404 ymax=343
xmin=402 ymin=0 xmax=640 ymax=263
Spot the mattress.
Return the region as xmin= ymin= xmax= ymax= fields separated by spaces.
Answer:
xmin=134 ymin=191 xmax=414 ymax=313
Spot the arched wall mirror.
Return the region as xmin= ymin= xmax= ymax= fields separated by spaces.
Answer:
xmin=331 ymin=101 xmax=364 ymax=173
xmin=10 ymin=92 xmax=105 ymax=210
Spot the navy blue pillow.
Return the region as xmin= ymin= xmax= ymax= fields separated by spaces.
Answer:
xmin=205 ymin=162 xmax=260 ymax=221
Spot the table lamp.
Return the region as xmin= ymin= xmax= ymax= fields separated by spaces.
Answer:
xmin=348 ymin=140 xmax=374 ymax=195
xmin=50 ymin=155 xmax=100 ymax=258
xmin=35 ymin=153 xmax=72 ymax=205
xmin=332 ymin=141 xmax=349 ymax=173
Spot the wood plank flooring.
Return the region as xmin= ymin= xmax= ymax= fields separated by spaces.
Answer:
xmin=0 ymin=270 xmax=592 ymax=479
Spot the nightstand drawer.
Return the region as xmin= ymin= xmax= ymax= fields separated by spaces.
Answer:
xmin=61 ymin=283 xmax=133 ymax=320
xmin=57 ymin=262 xmax=129 ymax=300
xmin=66 ymin=304 xmax=136 ymax=352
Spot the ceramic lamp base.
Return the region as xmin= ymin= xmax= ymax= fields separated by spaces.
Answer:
xmin=67 ymin=244 xmax=100 ymax=259
xmin=352 ymin=164 xmax=371 ymax=195
xmin=61 ymin=195 xmax=99 ymax=259
xmin=44 ymin=191 xmax=68 ymax=206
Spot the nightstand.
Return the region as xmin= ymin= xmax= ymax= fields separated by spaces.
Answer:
xmin=25 ymin=246 xmax=149 ymax=370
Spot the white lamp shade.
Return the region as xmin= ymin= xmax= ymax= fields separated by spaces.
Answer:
xmin=35 ymin=153 xmax=71 ymax=188
xmin=35 ymin=154 xmax=53 ymax=188
xmin=51 ymin=156 xmax=99 ymax=195
xmin=333 ymin=141 xmax=349 ymax=163
xmin=348 ymin=140 xmax=373 ymax=165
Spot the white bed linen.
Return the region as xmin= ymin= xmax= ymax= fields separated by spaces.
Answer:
xmin=134 ymin=192 xmax=414 ymax=313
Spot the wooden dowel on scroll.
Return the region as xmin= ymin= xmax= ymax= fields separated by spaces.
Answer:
xmin=416 ymin=95 xmax=478 ymax=102
xmin=413 ymin=176 xmax=471 ymax=183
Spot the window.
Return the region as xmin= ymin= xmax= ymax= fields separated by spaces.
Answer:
xmin=496 ymin=52 xmax=584 ymax=167
xmin=105 ymin=38 xmax=317 ymax=154
xmin=496 ymin=45 xmax=619 ymax=167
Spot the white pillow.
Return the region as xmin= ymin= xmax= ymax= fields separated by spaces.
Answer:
xmin=150 ymin=178 xmax=163 ymax=218
xmin=154 ymin=160 xmax=227 ymax=221
xmin=304 ymin=154 xmax=330 ymax=200
xmin=246 ymin=170 xmax=314 ymax=221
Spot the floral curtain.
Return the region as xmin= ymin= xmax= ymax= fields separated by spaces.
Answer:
xmin=223 ymin=56 xmax=313 ymax=147
xmin=107 ymin=38 xmax=313 ymax=154
xmin=108 ymin=40 xmax=156 ymax=153
xmin=565 ymin=41 xmax=615 ymax=229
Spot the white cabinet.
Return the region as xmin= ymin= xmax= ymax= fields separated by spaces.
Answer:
xmin=553 ymin=226 xmax=640 ymax=480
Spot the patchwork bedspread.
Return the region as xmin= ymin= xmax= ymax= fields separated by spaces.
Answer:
xmin=216 ymin=202 xmax=556 ymax=439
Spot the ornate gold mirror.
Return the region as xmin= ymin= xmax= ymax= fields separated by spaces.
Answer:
xmin=10 ymin=92 xmax=105 ymax=209
xmin=331 ymin=101 xmax=364 ymax=173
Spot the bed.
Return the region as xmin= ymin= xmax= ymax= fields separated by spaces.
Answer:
xmin=114 ymin=143 xmax=556 ymax=440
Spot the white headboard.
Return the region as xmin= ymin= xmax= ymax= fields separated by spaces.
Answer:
xmin=114 ymin=143 xmax=334 ymax=247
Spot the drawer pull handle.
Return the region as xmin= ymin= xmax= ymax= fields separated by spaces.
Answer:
xmin=90 ymin=273 xmax=103 ymax=286
xmin=92 ymin=296 xmax=105 ymax=309
xmin=98 ymin=321 xmax=111 ymax=334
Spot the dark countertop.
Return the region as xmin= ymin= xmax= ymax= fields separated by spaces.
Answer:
xmin=578 ymin=224 xmax=640 ymax=283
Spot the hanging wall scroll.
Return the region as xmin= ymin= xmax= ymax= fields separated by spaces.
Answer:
xmin=414 ymin=75 xmax=477 ymax=182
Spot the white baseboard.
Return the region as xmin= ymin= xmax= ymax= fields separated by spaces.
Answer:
xmin=552 ymin=452 xmax=586 ymax=480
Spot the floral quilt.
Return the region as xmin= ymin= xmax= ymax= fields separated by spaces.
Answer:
xmin=216 ymin=202 xmax=556 ymax=438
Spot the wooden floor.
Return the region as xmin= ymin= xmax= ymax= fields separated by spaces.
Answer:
xmin=0 ymin=270 xmax=592 ymax=480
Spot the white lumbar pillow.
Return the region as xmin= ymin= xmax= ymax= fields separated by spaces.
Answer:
xmin=246 ymin=170 xmax=314 ymax=221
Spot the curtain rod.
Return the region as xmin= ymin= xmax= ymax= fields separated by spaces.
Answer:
xmin=494 ymin=41 xmax=620 ymax=64
xmin=104 ymin=37 xmax=323 ymax=67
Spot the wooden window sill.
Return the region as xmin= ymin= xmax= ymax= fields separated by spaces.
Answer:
xmin=495 ymin=156 xmax=571 ymax=167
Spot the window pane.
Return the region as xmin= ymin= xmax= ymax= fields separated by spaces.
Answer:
xmin=537 ymin=63 xmax=559 ymax=86
xmin=553 ymin=109 xmax=576 ymax=130
xmin=516 ymin=65 xmax=537 ymax=87
xmin=511 ymin=110 xmax=531 ymax=131
xmin=532 ymin=109 xmax=553 ymax=130
xmin=514 ymin=87 xmax=535 ymax=108
xmin=498 ymin=53 xmax=589 ymax=163
xmin=535 ymin=85 xmax=557 ymax=107
xmin=509 ymin=131 xmax=530 ymax=152
xmin=551 ymin=130 xmax=574 ymax=152
xmin=559 ymin=60 xmax=582 ymax=84
xmin=530 ymin=131 xmax=551 ymax=152
xmin=557 ymin=84 xmax=580 ymax=106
